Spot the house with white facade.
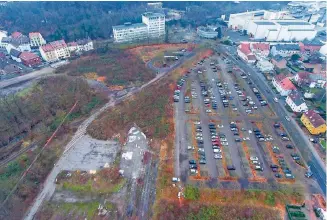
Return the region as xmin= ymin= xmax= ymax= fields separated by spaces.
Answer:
xmin=286 ymin=91 xmax=308 ymax=112
xmin=9 ymin=49 xmax=21 ymax=62
xmin=272 ymin=74 xmax=297 ymax=96
xmin=237 ymin=43 xmax=256 ymax=64
xmin=250 ymin=42 xmax=270 ymax=59
xmin=271 ymin=44 xmax=300 ymax=57
xmin=39 ymin=40 xmax=70 ymax=62
xmin=256 ymin=59 xmax=274 ymax=72
xmin=67 ymin=39 xmax=94 ymax=52
xmin=29 ymin=32 xmax=46 ymax=47
xmin=5 ymin=35 xmax=31 ymax=54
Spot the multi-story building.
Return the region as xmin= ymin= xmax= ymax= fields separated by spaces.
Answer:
xmin=113 ymin=12 xmax=165 ymax=43
xmin=19 ymin=51 xmax=41 ymax=67
xmin=5 ymin=35 xmax=31 ymax=54
xmin=286 ymin=91 xmax=308 ymax=112
xmin=39 ymin=40 xmax=70 ymax=62
xmin=272 ymin=74 xmax=296 ymax=96
xmin=29 ymin=32 xmax=46 ymax=47
xmin=67 ymin=39 xmax=94 ymax=52
xmin=301 ymin=110 xmax=326 ymax=135
xmin=142 ymin=12 xmax=165 ymax=38
xmin=113 ymin=23 xmax=148 ymax=43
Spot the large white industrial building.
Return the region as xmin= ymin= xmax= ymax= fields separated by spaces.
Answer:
xmin=113 ymin=12 xmax=165 ymax=43
xmin=228 ymin=10 xmax=290 ymax=30
xmin=247 ymin=20 xmax=317 ymax=41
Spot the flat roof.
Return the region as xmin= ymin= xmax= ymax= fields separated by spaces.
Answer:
xmin=142 ymin=12 xmax=165 ymax=18
xmin=277 ymin=21 xmax=311 ymax=26
xmin=254 ymin=21 xmax=276 ymax=25
xmin=113 ymin=23 xmax=147 ymax=30
xmin=288 ymin=29 xmax=316 ymax=31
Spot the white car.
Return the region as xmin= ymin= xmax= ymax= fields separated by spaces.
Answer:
xmin=196 ymin=136 xmax=203 ymax=140
xmin=245 ymin=137 xmax=250 ymax=140
xmin=211 ymin=136 xmax=218 ymax=139
xmin=217 ymin=124 xmax=224 ymax=128
xmin=194 ymin=121 xmax=201 ymax=125
xmin=250 ymin=156 xmax=258 ymax=161
xmin=221 ymin=142 xmax=229 ymax=146
xmin=196 ymin=133 xmax=203 ymax=137
xmin=214 ymin=154 xmax=223 ymax=159
xmin=206 ymin=109 xmax=212 ymax=113
xmin=252 ymin=160 xmax=260 ymax=165
xmin=232 ymin=108 xmax=238 ymax=111
xmin=190 ymin=169 xmax=198 ymax=174
xmin=220 ymin=138 xmax=227 ymax=142
xmin=285 ymin=116 xmax=291 ymax=121
xmin=187 ymin=146 xmax=195 ymax=150
xmin=213 ymin=149 xmax=222 ymax=153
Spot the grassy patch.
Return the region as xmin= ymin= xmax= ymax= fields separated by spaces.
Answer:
xmin=184 ymin=185 xmax=200 ymax=200
xmin=320 ymin=139 xmax=326 ymax=150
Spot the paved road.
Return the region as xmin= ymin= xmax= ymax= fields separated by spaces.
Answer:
xmin=218 ymin=44 xmax=326 ymax=196
xmin=23 ymin=51 xmax=197 ymax=220
xmin=0 ymin=67 xmax=54 ymax=89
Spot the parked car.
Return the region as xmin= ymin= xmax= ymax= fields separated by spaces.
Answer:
xmin=250 ymin=156 xmax=258 ymax=161
xmin=214 ymin=154 xmax=223 ymax=159
xmin=227 ymin=165 xmax=236 ymax=170
xmin=286 ymin=144 xmax=294 ymax=149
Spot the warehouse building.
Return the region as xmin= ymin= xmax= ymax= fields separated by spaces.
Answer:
xmin=247 ymin=20 xmax=317 ymax=41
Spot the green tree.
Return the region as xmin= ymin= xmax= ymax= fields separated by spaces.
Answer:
xmin=291 ymin=54 xmax=301 ymax=61
xmin=217 ymin=27 xmax=222 ymax=39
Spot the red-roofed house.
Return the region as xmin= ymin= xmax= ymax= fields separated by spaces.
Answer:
xmin=29 ymin=32 xmax=46 ymax=47
xmin=19 ymin=51 xmax=41 ymax=67
xmin=294 ymin=72 xmax=311 ymax=86
xmin=39 ymin=40 xmax=70 ymax=62
xmin=301 ymin=110 xmax=326 ymax=135
xmin=299 ymin=40 xmax=323 ymax=54
xmin=250 ymin=42 xmax=270 ymax=57
xmin=11 ymin=31 xmax=23 ymax=39
xmin=237 ymin=43 xmax=256 ymax=64
xmin=272 ymin=74 xmax=296 ymax=96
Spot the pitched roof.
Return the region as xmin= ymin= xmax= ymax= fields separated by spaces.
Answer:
xmin=247 ymin=54 xmax=256 ymax=60
xmin=302 ymin=39 xmax=324 ymax=46
xmin=239 ymin=43 xmax=251 ymax=55
xmin=11 ymin=31 xmax=22 ymax=38
xmin=252 ymin=43 xmax=270 ymax=51
xmin=19 ymin=51 xmax=39 ymax=60
xmin=10 ymin=49 xmax=21 ymax=58
xmin=274 ymin=74 xmax=286 ymax=83
xmin=10 ymin=36 xmax=30 ymax=47
xmin=288 ymin=91 xmax=305 ymax=106
xmin=274 ymin=74 xmax=296 ymax=91
xmin=303 ymin=110 xmax=326 ymax=128
xmin=272 ymin=55 xmax=285 ymax=62
xmin=29 ymin=32 xmax=41 ymax=38
xmin=67 ymin=42 xmax=78 ymax=47
xmin=297 ymin=72 xmax=310 ymax=80
xmin=41 ymin=40 xmax=67 ymax=52
xmin=76 ymin=38 xmax=91 ymax=45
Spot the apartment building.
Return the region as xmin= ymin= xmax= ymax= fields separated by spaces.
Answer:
xmin=29 ymin=32 xmax=46 ymax=47
xmin=285 ymin=91 xmax=308 ymax=113
xmin=301 ymin=110 xmax=326 ymax=135
xmin=39 ymin=40 xmax=70 ymax=62
xmin=113 ymin=12 xmax=165 ymax=43
xmin=142 ymin=12 xmax=165 ymax=38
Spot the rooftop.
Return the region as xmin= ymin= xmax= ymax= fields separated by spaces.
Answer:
xmin=113 ymin=23 xmax=147 ymax=30
xmin=239 ymin=43 xmax=252 ymax=55
xmin=29 ymin=32 xmax=41 ymax=38
xmin=252 ymin=43 xmax=270 ymax=51
xmin=9 ymin=49 xmax=21 ymax=58
xmin=297 ymin=71 xmax=310 ymax=80
xmin=41 ymin=40 xmax=67 ymax=52
xmin=272 ymin=55 xmax=285 ymax=62
xmin=275 ymin=44 xmax=300 ymax=51
xmin=288 ymin=90 xmax=305 ymax=106
xmin=142 ymin=12 xmax=165 ymax=18
xmin=253 ymin=21 xmax=276 ymax=25
xmin=11 ymin=31 xmax=22 ymax=38
xmin=276 ymin=21 xmax=312 ymax=26
xmin=19 ymin=51 xmax=39 ymax=60
xmin=303 ymin=110 xmax=326 ymax=128
xmin=279 ymin=77 xmax=296 ymax=91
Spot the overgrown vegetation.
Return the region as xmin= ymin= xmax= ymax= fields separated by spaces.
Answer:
xmin=184 ymin=185 xmax=200 ymax=200
xmin=0 ymin=75 xmax=105 ymax=148
xmin=57 ymin=167 xmax=125 ymax=195
xmin=56 ymin=48 xmax=155 ymax=87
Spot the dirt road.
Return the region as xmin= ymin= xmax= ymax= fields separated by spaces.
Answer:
xmin=23 ymin=52 xmax=197 ymax=220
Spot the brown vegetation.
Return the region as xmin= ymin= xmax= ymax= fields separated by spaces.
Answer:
xmin=56 ymin=47 xmax=155 ymax=87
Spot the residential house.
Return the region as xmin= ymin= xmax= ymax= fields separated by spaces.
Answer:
xmin=256 ymin=59 xmax=274 ymax=72
xmin=294 ymin=71 xmax=311 ymax=86
xmin=9 ymin=49 xmax=21 ymax=62
xmin=11 ymin=31 xmax=23 ymax=39
xmin=286 ymin=91 xmax=308 ymax=112
xmin=0 ymin=37 xmax=10 ymax=49
xmin=29 ymin=32 xmax=46 ymax=47
xmin=272 ymin=74 xmax=296 ymax=96
xmin=19 ymin=51 xmax=41 ymax=67
xmin=299 ymin=39 xmax=324 ymax=54
xmin=237 ymin=43 xmax=256 ymax=64
xmin=270 ymin=44 xmax=300 ymax=57
xmin=67 ymin=42 xmax=78 ymax=52
xmin=40 ymin=40 xmax=70 ymax=62
xmin=76 ymin=39 xmax=93 ymax=51
xmin=301 ymin=110 xmax=326 ymax=135
xmin=271 ymin=55 xmax=287 ymax=69
xmin=250 ymin=42 xmax=270 ymax=59
xmin=5 ymin=35 xmax=31 ymax=53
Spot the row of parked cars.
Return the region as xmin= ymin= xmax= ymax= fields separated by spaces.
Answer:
xmin=216 ymin=81 xmax=230 ymax=108
xmin=209 ymin=123 xmax=224 ymax=160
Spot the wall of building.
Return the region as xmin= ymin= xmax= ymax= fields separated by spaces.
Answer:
xmin=113 ymin=26 xmax=148 ymax=43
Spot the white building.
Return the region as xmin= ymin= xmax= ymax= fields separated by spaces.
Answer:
xmin=272 ymin=74 xmax=297 ymax=96
xmin=113 ymin=12 xmax=165 ymax=43
xmin=228 ymin=10 xmax=289 ymax=30
xmin=237 ymin=43 xmax=256 ymax=64
xmin=67 ymin=39 xmax=94 ymax=52
xmin=39 ymin=40 xmax=70 ymax=62
xmin=247 ymin=20 xmax=317 ymax=41
xmin=142 ymin=12 xmax=165 ymax=38
xmin=29 ymin=32 xmax=46 ymax=47
xmin=197 ymin=26 xmax=218 ymax=39
xmin=270 ymin=44 xmax=300 ymax=57
xmin=256 ymin=59 xmax=274 ymax=72
xmin=286 ymin=91 xmax=308 ymax=112
xmin=5 ymin=36 xmax=31 ymax=53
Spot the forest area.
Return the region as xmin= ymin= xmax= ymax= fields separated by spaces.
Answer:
xmin=0 ymin=2 xmax=287 ymax=41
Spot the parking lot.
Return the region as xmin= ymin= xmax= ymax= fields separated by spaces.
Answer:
xmin=173 ymin=52 xmax=320 ymax=188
